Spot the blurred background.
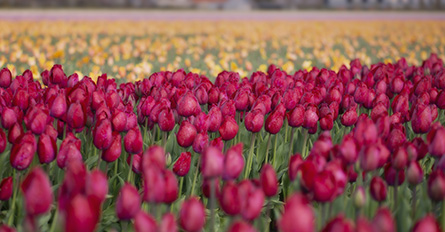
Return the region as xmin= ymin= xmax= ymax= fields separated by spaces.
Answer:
xmin=0 ymin=0 xmax=443 ymax=10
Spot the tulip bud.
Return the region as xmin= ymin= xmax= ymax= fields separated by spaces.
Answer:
xmin=37 ymin=133 xmax=57 ymax=164
xmin=412 ymin=214 xmax=441 ymax=232
xmin=372 ymin=207 xmax=396 ymax=232
xmin=21 ymin=168 xmax=53 ymax=216
xmin=260 ymin=164 xmax=278 ymax=197
xmin=219 ymin=117 xmax=239 ymax=141
xmin=50 ymin=95 xmax=67 ymax=119
xmin=287 ymin=105 xmax=304 ymax=128
xmin=370 ymin=176 xmax=387 ymax=202
xmin=428 ymin=170 xmax=445 ymax=201
xmin=0 ymin=177 xmax=13 ymax=201
xmin=10 ymin=135 xmax=36 ymax=171
xmin=238 ymin=180 xmax=265 ymax=220
xmin=66 ymin=102 xmax=85 ymax=130
xmin=278 ymin=193 xmax=315 ymax=232
xmin=13 ymin=89 xmax=29 ymax=111
xmin=173 ymin=152 xmax=191 ymax=177
xmin=359 ymin=144 xmax=380 ymax=172
xmin=0 ymin=68 xmax=12 ymax=88
xmin=265 ymin=108 xmax=284 ymax=135
xmin=322 ymin=215 xmax=355 ymax=232
xmin=134 ymin=211 xmax=158 ymax=232
xmin=429 ymin=127 xmax=445 ymax=157
xmin=92 ymin=119 xmax=112 ymax=150
xmin=392 ymin=147 xmax=408 ymax=170
xmin=57 ymin=134 xmax=82 ymax=169
xmin=86 ymin=170 xmax=108 ymax=203
xmin=407 ymin=161 xmax=423 ymax=186
xmin=143 ymin=165 xmax=165 ymax=203
xmin=160 ymin=213 xmax=177 ymax=232
xmin=227 ymin=221 xmax=257 ymax=232
xmin=163 ymin=170 xmax=178 ymax=204
xmin=245 ymin=110 xmax=264 ymax=133
xmin=313 ymin=170 xmax=336 ymax=202
xmin=112 ymin=109 xmax=127 ymax=132
xmin=353 ymin=186 xmax=366 ymax=209
xmin=192 ymin=132 xmax=209 ymax=154
xmin=124 ymin=126 xmax=143 ymax=154
xmin=384 ymin=163 xmax=405 ymax=186
xmin=207 ymin=106 xmax=222 ymax=132
xmin=1 ymin=107 xmax=19 ymax=130
xmin=201 ymin=178 xmax=220 ymax=199
xmin=0 ymin=225 xmax=15 ymax=232
xmin=219 ymin=181 xmax=241 ymax=216
xmin=158 ymin=108 xmax=175 ymax=132
xmin=201 ymin=146 xmax=224 ymax=179
xmin=0 ymin=129 xmax=6 ymax=154
xmin=177 ymin=92 xmax=200 ymax=117
xmin=223 ymin=143 xmax=244 ymax=180
xmin=288 ymin=154 xmax=303 ymax=181
xmin=116 ymin=183 xmax=141 ymax=220
xmin=102 ymin=132 xmax=122 ymax=163
xmin=179 ymin=197 xmax=206 ymax=232
xmin=7 ymin=123 xmax=23 ymax=145
xmin=411 ymin=103 xmax=432 ymax=134
xmin=176 ymin=121 xmax=197 ymax=148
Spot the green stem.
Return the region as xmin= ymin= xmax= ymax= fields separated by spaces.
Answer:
xmin=8 ymin=170 xmax=20 ymax=226
xmin=178 ymin=177 xmax=184 ymax=198
xmin=284 ymin=121 xmax=288 ymax=143
xmin=162 ymin=131 xmax=167 ymax=149
xmin=190 ymin=157 xmax=201 ymax=196
xmin=49 ymin=208 xmax=59 ymax=232
xmin=442 ymin=200 xmax=445 ymax=232
xmin=288 ymin=127 xmax=295 ymax=157
xmin=209 ymin=179 xmax=216 ymax=232
xmin=301 ymin=129 xmax=308 ymax=158
xmin=411 ymin=185 xmax=417 ymax=220
xmin=394 ymin=171 xmax=398 ymax=212
xmin=264 ymin=133 xmax=272 ymax=164
xmin=127 ymin=154 xmax=134 ymax=182
xmin=272 ymin=133 xmax=278 ymax=169
xmin=244 ymin=133 xmax=256 ymax=179
xmin=96 ymin=148 xmax=101 ymax=169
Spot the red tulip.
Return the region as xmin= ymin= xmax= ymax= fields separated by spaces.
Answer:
xmin=288 ymin=153 xmax=303 ymax=181
xmin=124 ymin=126 xmax=143 ymax=154
xmin=57 ymin=134 xmax=82 ymax=169
xmin=192 ymin=131 xmax=209 ymax=154
xmin=411 ymin=103 xmax=432 ymax=134
xmin=1 ymin=107 xmax=19 ymax=130
xmin=322 ymin=215 xmax=354 ymax=232
xmin=179 ymin=197 xmax=206 ymax=232
xmin=176 ymin=121 xmax=197 ymax=148
xmin=0 ymin=225 xmax=15 ymax=232
xmin=160 ymin=213 xmax=177 ymax=232
xmin=93 ymin=119 xmax=113 ymax=150
xmin=227 ymin=221 xmax=257 ymax=232
xmin=223 ymin=143 xmax=244 ymax=180
xmin=219 ymin=181 xmax=241 ymax=216
xmin=384 ymin=163 xmax=405 ymax=186
xmin=219 ymin=117 xmax=239 ymax=141
xmin=207 ymin=106 xmax=222 ymax=132
xmin=265 ymin=107 xmax=284 ymax=134
xmin=245 ymin=110 xmax=264 ymax=133
xmin=260 ymin=164 xmax=278 ymax=197
xmin=134 ymin=211 xmax=158 ymax=232
xmin=102 ymin=132 xmax=122 ymax=163
xmin=21 ymin=168 xmax=53 ymax=216
xmin=0 ymin=177 xmax=13 ymax=201
xmin=238 ymin=180 xmax=264 ymax=221
xmin=116 ymin=183 xmax=141 ymax=220
xmin=427 ymin=170 xmax=445 ymax=201
xmin=278 ymin=193 xmax=315 ymax=232
xmin=0 ymin=68 xmax=12 ymax=88
xmin=0 ymin=129 xmax=6 ymax=154
xmin=37 ymin=133 xmax=57 ymax=164
xmin=407 ymin=161 xmax=423 ymax=185
xmin=370 ymin=176 xmax=387 ymax=202
xmin=412 ymin=214 xmax=441 ymax=232
xmin=112 ymin=109 xmax=127 ymax=132
xmin=86 ymin=170 xmax=108 ymax=203
xmin=177 ymin=92 xmax=200 ymax=117
xmin=201 ymin=178 xmax=220 ymax=199
xmin=50 ymin=95 xmax=67 ymax=119
xmin=142 ymin=165 xmax=165 ymax=203
xmin=392 ymin=147 xmax=408 ymax=170
xmin=193 ymin=112 xmax=209 ymax=133
xmin=428 ymin=127 xmax=445 ymax=157
xmin=13 ymin=89 xmax=29 ymax=111
xmin=66 ymin=102 xmax=85 ymax=130
xmin=372 ymin=207 xmax=396 ymax=232
xmin=158 ymin=108 xmax=175 ymax=132
xmin=287 ymin=105 xmax=304 ymax=128
xmin=313 ymin=170 xmax=336 ymax=202
xmin=201 ymin=146 xmax=224 ymax=179
xmin=173 ymin=152 xmax=191 ymax=176
xmin=163 ymin=169 xmax=178 ymax=204
xmin=10 ymin=134 xmax=36 ymax=171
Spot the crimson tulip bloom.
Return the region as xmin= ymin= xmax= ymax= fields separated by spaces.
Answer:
xmin=427 ymin=170 xmax=445 ymax=201
xmin=412 ymin=214 xmax=441 ymax=232
xmin=124 ymin=126 xmax=143 ymax=154
xmin=265 ymin=107 xmax=284 ymax=134
xmin=163 ymin=170 xmax=178 ymax=204
xmin=10 ymin=134 xmax=36 ymax=171
xmin=219 ymin=117 xmax=239 ymax=141
xmin=370 ymin=176 xmax=387 ymax=202
xmin=85 ymin=170 xmax=108 ymax=203
xmin=66 ymin=102 xmax=85 ymax=130
xmin=0 ymin=68 xmax=12 ymax=88
xmin=0 ymin=177 xmax=13 ymax=201
xmin=0 ymin=128 xmax=6 ymax=154
xmin=102 ymin=132 xmax=122 ymax=163
xmin=93 ymin=119 xmax=113 ymax=150
xmin=245 ymin=110 xmax=264 ymax=133
xmin=278 ymin=193 xmax=315 ymax=232
xmin=65 ymin=195 xmax=100 ymax=232
xmin=201 ymin=146 xmax=224 ymax=179
xmin=207 ymin=106 xmax=223 ymax=132
xmin=116 ymin=183 xmax=141 ymax=220
xmin=179 ymin=197 xmax=206 ymax=232
xmin=223 ymin=143 xmax=244 ymax=180
xmin=50 ymin=94 xmax=67 ymax=119
xmin=160 ymin=213 xmax=177 ymax=232
xmin=372 ymin=207 xmax=396 ymax=232
xmin=219 ymin=181 xmax=241 ymax=216
xmin=173 ymin=152 xmax=191 ymax=176
xmin=260 ymin=164 xmax=278 ymax=197
xmin=313 ymin=170 xmax=336 ymax=202
xmin=177 ymin=92 xmax=200 ymax=117
xmin=21 ymin=168 xmax=53 ymax=216
xmin=37 ymin=133 xmax=57 ymax=164
xmin=238 ymin=180 xmax=265 ymax=221
xmin=176 ymin=121 xmax=197 ymax=148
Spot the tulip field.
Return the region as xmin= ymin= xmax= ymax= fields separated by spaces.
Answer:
xmin=1 ymin=18 xmax=445 ymax=232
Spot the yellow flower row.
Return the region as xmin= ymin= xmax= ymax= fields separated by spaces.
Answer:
xmin=0 ymin=21 xmax=444 ymax=81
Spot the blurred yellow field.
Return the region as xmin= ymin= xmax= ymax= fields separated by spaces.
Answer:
xmin=0 ymin=20 xmax=444 ymax=81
